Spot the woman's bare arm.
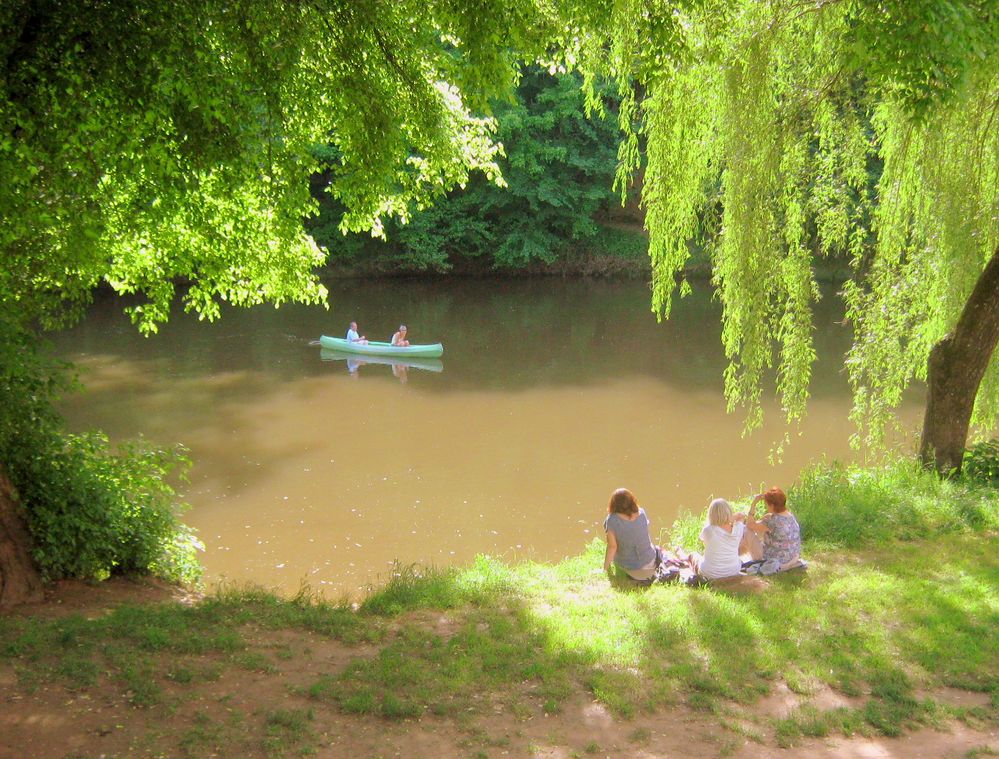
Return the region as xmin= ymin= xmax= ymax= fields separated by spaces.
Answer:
xmin=603 ymin=530 xmax=617 ymax=572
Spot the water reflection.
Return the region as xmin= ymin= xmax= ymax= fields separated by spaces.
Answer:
xmin=49 ymin=278 xmax=923 ymax=597
xmin=320 ymin=348 xmax=445 ymax=375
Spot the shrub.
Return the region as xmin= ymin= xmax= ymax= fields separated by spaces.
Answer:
xmin=0 ymin=312 xmax=201 ymax=584
xmin=963 ymin=439 xmax=999 ymax=488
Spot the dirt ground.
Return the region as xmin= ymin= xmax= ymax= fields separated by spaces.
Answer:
xmin=1 ymin=578 xmax=996 ymax=759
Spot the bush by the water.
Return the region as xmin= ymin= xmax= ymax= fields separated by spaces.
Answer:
xmin=665 ymin=460 xmax=999 ymax=551
xmin=0 ymin=312 xmax=201 ymax=584
xmin=792 ymin=460 xmax=999 ymax=546
xmin=963 ymin=439 xmax=999 ymax=488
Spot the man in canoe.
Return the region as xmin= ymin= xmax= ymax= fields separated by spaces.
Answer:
xmin=390 ymin=324 xmax=410 ymax=347
xmin=345 ymin=321 xmax=368 ymax=345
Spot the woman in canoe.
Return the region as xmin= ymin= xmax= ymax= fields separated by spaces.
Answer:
xmin=390 ymin=324 xmax=410 ymax=347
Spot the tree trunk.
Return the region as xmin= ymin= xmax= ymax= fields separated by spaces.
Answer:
xmin=0 ymin=465 xmax=44 ymax=610
xmin=919 ymin=246 xmax=999 ymax=475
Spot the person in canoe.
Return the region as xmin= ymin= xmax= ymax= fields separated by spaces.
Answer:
xmin=390 ymin=324 xmax=410 ymax=347
xmin=345 ymin=321 xmax=368 ymax=345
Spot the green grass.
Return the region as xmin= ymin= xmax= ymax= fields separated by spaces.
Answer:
xmin=262 ymin=708 xmax=315 ymax=758
xmin=296 ymin=528 xmax=997 ymax=730
xmin=0 ymin=585 xmax=381 ymax=705
xmin=0 ymin=460 xmax=996 ymax=752
xmin=179 ymin=712 xmax=228 ymax=757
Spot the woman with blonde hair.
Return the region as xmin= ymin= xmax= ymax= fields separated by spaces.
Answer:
xmin=687 ymin=498 xmax=750 ymax=580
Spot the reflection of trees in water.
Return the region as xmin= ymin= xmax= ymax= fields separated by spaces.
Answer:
xmin=55 ymin=278 xmax=858 ymax=398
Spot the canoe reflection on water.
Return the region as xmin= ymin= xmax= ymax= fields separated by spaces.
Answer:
xmin=319 ymin=348 xmax=444 ymax=376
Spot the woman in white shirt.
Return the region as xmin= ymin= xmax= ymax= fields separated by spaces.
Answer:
xmin=688 ymin=498 xmax=749 ymax=580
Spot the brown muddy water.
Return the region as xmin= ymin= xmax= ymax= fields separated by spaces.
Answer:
xmin=50 ymin=278 xmax=922 ymax=597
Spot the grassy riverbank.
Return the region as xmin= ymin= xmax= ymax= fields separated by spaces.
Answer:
xmin=1 ymin=462 xmax=997 ymax=757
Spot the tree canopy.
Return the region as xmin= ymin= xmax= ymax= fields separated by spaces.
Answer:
xmin=1 ymin=0 xmax=559 ymax=331
xmin=309 ymin=67 xmax=626 ymax=271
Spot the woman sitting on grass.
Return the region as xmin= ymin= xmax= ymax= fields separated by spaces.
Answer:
xmin=603 ymin=488 xmax=661 ymax=583
xmin=743 ymin=486 xmax=804 ymax=575
xmin=686 ymin=498 xmax=750 ymax=581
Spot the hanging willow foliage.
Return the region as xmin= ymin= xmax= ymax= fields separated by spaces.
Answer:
xmin=570 ymin=0 xmax=999 ymax=449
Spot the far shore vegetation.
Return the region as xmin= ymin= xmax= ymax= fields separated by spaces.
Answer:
xmin=3 ymin=460 xmax=996 ymax=755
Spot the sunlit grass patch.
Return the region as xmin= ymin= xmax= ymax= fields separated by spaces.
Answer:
xmin=793 ymin=460 xmax=999 ymax=545
xmin=360 ymin=555 xmax=518 ymax=615
xmin=205 ymin=583 xmax=377 ymax=643
xmin=307 ymin=603 xmax=588 ymax=719
xmin=585 ymin=668 xmax=641 ymax=717
xmin=307 ymin=515 xmax=996 ymax=729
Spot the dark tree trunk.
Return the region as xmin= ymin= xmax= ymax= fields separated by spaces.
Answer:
xmin=919 ymin=246 xmax=999 ymax=475
xmin=0 ymin=465 xmax=44 ymax=610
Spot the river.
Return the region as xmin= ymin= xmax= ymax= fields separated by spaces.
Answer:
xmin=50 ymin=278 xmax=923 ymax=596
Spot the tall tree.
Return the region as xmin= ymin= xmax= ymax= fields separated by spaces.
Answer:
xmin=563 ymin=0 xmax=999 ymax=472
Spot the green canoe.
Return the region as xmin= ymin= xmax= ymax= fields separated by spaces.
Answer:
xmin=319 ymin=335 xmax=444 ymax=358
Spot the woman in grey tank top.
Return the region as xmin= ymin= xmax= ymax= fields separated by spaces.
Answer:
xmin=603 ymin=488 xmax=659 ymax=581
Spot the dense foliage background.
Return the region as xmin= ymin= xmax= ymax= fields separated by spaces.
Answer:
xmin=308 ymin=68 xmax=648 ymax=274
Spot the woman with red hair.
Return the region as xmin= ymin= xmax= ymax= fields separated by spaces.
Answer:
xmin=744 ymin=486 xmax=803 ymax=574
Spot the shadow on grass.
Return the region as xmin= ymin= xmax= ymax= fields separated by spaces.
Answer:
xmin=327 ymin=533 xmax=997 ymax=735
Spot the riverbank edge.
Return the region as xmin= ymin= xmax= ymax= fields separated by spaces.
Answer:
xmin=317 ymin=254 xmax=854 ymax=282
xmin=1 ymin=528 xmax=996 ymax=758
xmin=313 ymin=220 xmax=852 ymax=280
